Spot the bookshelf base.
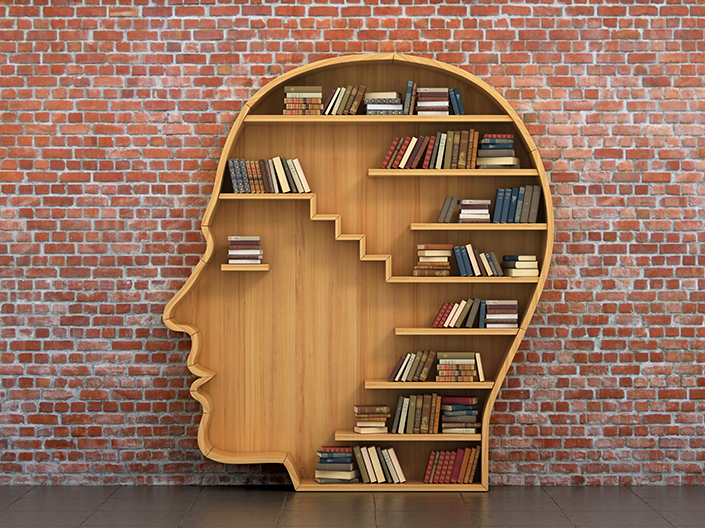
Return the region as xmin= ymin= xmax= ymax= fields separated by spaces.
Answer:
xmin=297 ymin=479 xmax=488 ymax=492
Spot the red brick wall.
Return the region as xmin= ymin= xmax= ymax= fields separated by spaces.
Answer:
xmin=1 ymin=2 xmax=703 ymax=486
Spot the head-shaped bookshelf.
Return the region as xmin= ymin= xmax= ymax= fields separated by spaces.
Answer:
xmin=163 ymin=53 xmax=553 ymax=491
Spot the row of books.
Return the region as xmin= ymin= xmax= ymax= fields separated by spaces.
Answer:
xmin=353 ymin=404 xmax=390 ymax=434
xmin=389 ymin=351 xmax=485 ymax=383
xmin=227 ymin=236 xmax=262 ymax=265
xmin=322 ymin=85 xmax=367 ymax=115
xmin=227 ymin=157 xmax=311 ymax=194
xmin=424 ymin=447 xmax=480 ymax=484
xmin=380 ymin=132 xmax=518 ymax=171
xmin=433 ymin=299 xmax=519 ymax=329
xmin=283 ymin=85 xmax=324 ymax=115
xmin=437 ymin=197 xmax=492 ymax=223
xmin=492 ymin=186 xmax=542 ymax=223
xmin=414 ymin=243 xmax=506 ymax=278
xmin=387 ymin=395 xmax=479 ymax=435
xmin=402 ymin=83 xmax=466 ymax=115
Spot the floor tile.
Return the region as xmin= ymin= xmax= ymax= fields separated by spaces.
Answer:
xmin=375 ymin=491 xmax=467 ymax=511
xmin=95 ymin=486 xmax=201 ymax=512
xmin=463 ymin=488 xmax=560 ymax=512
xmin=469 ymin=508 xmax=574 ymax=527
xmin=279 ymin=509 xmax=376 ymax=526
xmin=189 ymin=488 xmax=288 ymax=512
xmin=5 ymin=486 xmax=117 ymax=512
xmin=542 ymin=486 xmax=650 ymax=511
xmin=283 ymin=491 xmax=373 ymax=511
xmin=178 ymin=508 xmax=281 ymax=527
xmin=376 ymin=509 xmax=474 ymax=528
xmin=562 ymin=509 xmax=672 ymax=527
xmin=0 ymin=508 xmax=93 ymax=528
xmin=657 ymin=509 xmax=705 ymax=526
xmin=80 ymin=509 xmax=185 ymax=527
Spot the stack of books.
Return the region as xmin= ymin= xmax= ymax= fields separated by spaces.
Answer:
xmin=432 ymin=297 xmax=517 ymax=330
xmin=352 ymin=445 xmax=406 ymax=484
xmin=501 ymin=254 xmax=539 ymax=277
xmin=457 ymin=199 xmax=491 ymax=223
xmin=283 ymin=86 xmax=323 ymax=115
xmin=451 ymin=242 xmax=503 ymax=277
xmin=476 ymin=134 xmax=520 ymax=168
xmin=415 ymin=243 xmax=452 ymax=277
xmin=315 ymin=446 xmax=360 ymax=484
xmin=390 ymin=393 xmax=441 ymax=434
xmin=416 ymin=88 xmax=450 ymax=115
xmin=435 ymin=352 xmax=484 ymax=382
xmin=353 ymin=404 xmax=390 ymax=434
xmin=492 ymin=185 xmax=542 ymax=223
xmin=365 ymin=91 xmax=402 ymax=115
xmin=388 ymin=351 xmax=437 ymax=382
xmin=227 ymin=157 xmax=311 ymax=194
xmin=441 ymin=396 xmax=479 ymax=434
xmin=228 ymin=236 xmax=262 ymax=265
xmin=423 ymin=447 xmax=480 ymax=484
xmin=485 ymin=300 xmax=519 ymax=328
xmin=322 ymin=85 xmax=367 ymax=115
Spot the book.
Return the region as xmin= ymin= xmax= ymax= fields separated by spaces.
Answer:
xmin=388 ymin=355 xmax=406 ymax=382
xmin=443 ymin=131 xmax=454 ymax=169
xmin=501 ymin=260 xmax=539 ymax=269
xmin=410 ymin=135 xmax=431 ymax=169
xmin=449 ymin=448 xmax=465 ymax=483
xmin=316 ymin=462 xmax=354 ymax=471
xmin=435 ymin=133 xmax=447 ymax=169
xmin=475 ymin=353 xmax=485 ymax=382
xmin=352 ymin=446 xmax=370 ymax=484
xmin=348 ymin=85 xmax=366 ymax=114
xmin=478 ymin=300 xmax=487 ymax=328
xmin=454 ymin=246 xmax=468 ymax=277
xmin=420 ymin=394 xmax=432 ymax=433
xmin=376 ymin=446 xmax=392 ymax=483
xmin=354 ymin=426 xmax=388 ymax=434
xmin=437 ymin=196 xmax=453 ymax=223
xmin=353 ymin=405 xmax=390 ymax=414
xmin=271 ymin=156 xmax=291 ymax=193
xmin=469 ymin=129 xmax=479 ymax=168
xmin=432 ymin=302 xmax=450 ymax=328
xmin=388 ymin=447 xmax=406 ymax=483
xmin=476 ymin=156 xmax=521 ymax=167
xmin=412 ymin=351 xmax=429 ymax=381
xmin=381 ymin=137 xmax=400 ymax=169
xmin=419 ymin=351 xmax=436 ymax=381
xmin=469 ymin=446 xmax=481 ymax=482
xmin=292 ymin=159 xmax=311 ymax=192
xmin=405 ymin=394 xmax=417 ymax=434
xmin=391 ymin=136 xmax=412 ymax=169
xmin=450 ymin=130 xmax=461 ymax=168
xmin=397 ymin=397 xmax=410 ymax=434
xmin=489 ymin=252 xmax=504 ymax=277
xmin=367 ymin=446 xmax=386 ymax=483
xmin=506 ymin=187 xmax=519 ymax=223
xmin=453 ymin=299 xmax=473 ymax=328
xmin=381 ymin=448 xmax=399 ymax=483
xmin=449 ymin=89 xmax=459 ymax=114
xmin=514 ymin=186 xmax=525 ymax=223
xmin=444 ymin=197 xmax=458 ymax=223
xmin=412 ymin=393 xmax=424 ymax=433
xmin=427 ymin=132 xmax=441 ymax=169
xmin=457 ymin=130 xmax=469 ymax=169
xmin=528 ymin=184 xmax=541 ymax=223
xmin=399 ymin=136 xmax=418 ymax=168
xmin=286 ymin=158 xmax=304 ymax=193
xmin=402 ymin=80 xmax=414 ymax=115
xmin=360 ymin=446 xmax=376 ymax=483
xmin=492 ymin=188 xmax=506 ymax=223
xmin=423 ymin=450 xmax=436 ymax=483
xmin=422 ymin=135 xmax=436 ymax=169
xmin=520 ymin=184 xmax=534 ymax=223
xmin=454 ymin=88 xmax=466 ymax=114
xmin=443 ymin=396 xmax=479 ymax=405
xmin=503 ymin=268 xmax=539 ymax=277
xmin=477 ymin=148 xmax=515 ymax=157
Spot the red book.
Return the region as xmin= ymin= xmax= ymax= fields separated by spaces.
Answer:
xmin=483 ymin=133 xmax=514 ymax=139
xmin=437 ymin=303 xmax=456 ymax=327
xmin=443 ymin=451 xmax=456 ymax=484
xmin=433 ymin=451 xmax=447 ymax=484
xmin=381 ymin=137 xmax=400 ymax=169
xmin=321 ymin=446 xmax=352 ymax=453
xmin=391 ymin=136 xmax=412 ymax=169
xmin=423 ymin=450 xmax=436 ymax=483
xmin=421 ymin=136 xmax=436 ymax=169
xmin=442 ymin=396 xmax=479 ymax=406
xmin=432 ymin=302 xmax=449 ymax=328
xmin=410 ymin=135 xmax=430 ymax=169
xmin=449 ymin=448 xmax=465 ymax=483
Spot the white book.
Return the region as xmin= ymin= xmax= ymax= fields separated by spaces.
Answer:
xmin=416 ymin=100 xmax=449 ymax=107
xmin=228 ymin=250 xmax=263 ymax=255
xmin=394 ymin=353 xmax=413 ymax=382
xmin=435 ymin=133 xmax=447 ymax=169
xmin=438 ymin=359 xmax=476 ymax=365
xmin=367 ymin=445 xmax=386 ymax=483
xmin=476 ymin=156 xmax=521 ymax=166
xmin=388 ymin=447 xmax=406 ymax=483
xmin=460 ymin=199 xmax=492 ymax=205
xmin=447 ymin=300 xmax=467 ymax=327
xmin=465 ymin=242 xmax=481 ymax=276
xmin=382 ymin=449 xmax=399 ymax=483
xmin=324 ymin=87 xmax=341 ymax=115
xmin=228 ymin=259 xmax=262 ymax=264
xmin=475 ymin=352 xmax=485 ymax=382
xmin=418 ymin=256 xmax=449 ymax=262
xmin=443 ymin=303 xmax=460 ymax=328
xmin=417 ymin=111 xmax=449 ymax=115
xmin=284 ymin=92 xmax=323 ymax=99
xmin=271 ymin=156 xmax=291 ymax=193
xmin=442 ymin=428 xmax=478 ymax=434
xmin=399 ymin=136 xmax=418 ymax=169
xmin=330 ymin=87 xmax=346 ymax=115
xmin=485 ymin=313 xmax=518 ymax=319
xmin=292 ymin=158 xmax=311 ymax=193
xmin=397 ymin=398 xmax=410 ymax=434
xmin=285 ymin=159 xmax=304 ymax=193
xmin=401 ymin=352 xmax=420 ymax=381
xmin=360 ymin=446 xmax=376 ymax=483
xmin=228 ymin=236 xmax=260 ymax=241
xmin=366 ymin=103 xmax=403 ymax=111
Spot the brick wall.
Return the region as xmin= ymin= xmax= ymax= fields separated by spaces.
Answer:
xmin=1 ymin=1 xmax=703 ymax=486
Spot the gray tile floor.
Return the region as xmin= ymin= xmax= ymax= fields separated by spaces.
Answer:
xmin=0 ymin=485 xmax=703 ymax=528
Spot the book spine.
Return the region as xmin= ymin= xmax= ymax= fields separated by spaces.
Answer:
xmin=402 ymin=80 xmax=413 ymax=115
xmin=392 ymin=136 xmax=412 ymax=169
xmin=381 ymin=137 xmax=400 ymax=169
xmin=422 ymin=135 xmax=436 ymax=169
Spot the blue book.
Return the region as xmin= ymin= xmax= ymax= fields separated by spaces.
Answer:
xmin=459 ymin=246 xmax=473 ymax=276
xmin=514 ymin=186 xmax=525 ymax=223
xmin=500 ymin=188 xmax=512 ymax=223
xmin=480 ymin=138 xmax=514 ymax=144
xmin=478 ymin=300 xmax=487 ymax=328
xmin=454 ymin=246 xmax=468 ymax=277
xmin=506 ymin=187 xmax=519 ymax=224
xmin=479 ymin=143 xmax=515 ymax=150
xmin=316 ymin=451 xmax=354 ymax=458
xmin=443 ymin=409 xmax=480 ymax=417
xmin=317 ymin=457 xmax=353 ymax=464
xmin=503 ymin=255 xmax=537 ymax=261
xmin=484 ymin=253 xmax=498 ymax=276
xmin=448 ymin=88 xmax=459 ymax=115
xmin=238 ymin=159 xmax=251 ymax=193
xmin=227 ymin=160 xmax=240 ymax=193
xmin=492 ymin=188 xmax=505 ymax=223
xmin=402 ymin=80 xmax=414 ymax=115
xmin=454 ymin=88 xmax=466 ymax=115
xmin=440 ymin=404 xmax=478 ymax=412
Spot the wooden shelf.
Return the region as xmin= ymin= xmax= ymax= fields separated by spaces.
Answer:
xmin=387 ymin=276 xmax=539 ymax=284
xmin=395 ymin=328 xmax=519 ymax=336
xmin=335 ymin=430 xmax=481 ymax=442
xmin=245 ymin=115 xmax=513 ymax=124
xmin=365 ymin=379 xmax=494 ymax=390
xmin=221 ymin=264 xmax=270 ymax=272
xmin=368 ymin=169 xmax=539 ymax=177
xmin=297 ymin=478 xmax=487 ymax=492
xmin=219 ymin=193 xmax=313 ymax=200
xmin=410 ymin=223 xmax=548 ymax=231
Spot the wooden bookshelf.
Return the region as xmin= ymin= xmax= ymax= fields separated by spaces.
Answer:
xmin=163 ymin=54 xmax=553 ymax=493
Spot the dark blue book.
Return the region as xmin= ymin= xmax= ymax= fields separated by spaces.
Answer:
xmin=402 ymin=80 xmax=414 ymax=115
xmin=500 ymin=188 xmax=512 ymax=223
xmin=459 ymin=246 xmax=473 ymax=276
xmin=454 ymin=246 xmax=468 ymax=277
xmin=454 ymin=88 xmax=466 ymax=115
xmin=238 ymin=159 xmax=251 ymax=193
xmin=506 ymin=187 xmax=519 ymax=224
xmin=484 ymin=253 xmax=498 ymax=276
xmin=478 ymin=300 xmax=487 ymax=328
xmin=316 ymin=451 xmax=354 ymax=458
xmin=479 ymin=143 xmax=515 ymax=150
xmin=514 ymin=186 xmax=526 ymax=223
xmin=449 ymin=88 xmax=459 ymax=115
xmin=492 ymin=188 xmax=505 ymax=223
xmin=317 ymin=457 xmax=353 ymax=464
xmin=503 ymin=255 xmax=537 ymax=261
xmin=443 ymin=409 xmax=480 ymax=417
xmin=480 ymin=138 xmax=514 ymax=144
xmin=440 ymin=403 xmax=478 ymax=411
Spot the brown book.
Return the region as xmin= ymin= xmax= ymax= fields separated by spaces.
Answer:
xmin=409 ymin=81 xmax=417 ymax=114
xmin=469 ymin=447 xmax=481 ymax=483
xmin=391 ymin=136 xmax=412 ymax=169
xmin=405 ymin=394 xmax=417 ymax=434
xmin=386 ymin=137 xmax=405 ymax=169
xmin=474 ymin=248 xmax=487 ymax=276
xmin=428 ymin=392 xmax=437 ymax=430
xmin=423 ymin=450 xmax=436 ymax=483
xmin=420 ymin=394 xmax=432 ymax=434
xmin=430 ymin=451 xmax=443 ymax=483
xmin=432 ymin=303 xmax=450 ymax=328
xmin=258 ymin=160 xmax=271 ymax=193
xmin=353 ymin=405 xmax=390 ymax=414
xmin=381 ymin=137 xmax=400 ymax=169
xmin=458 ymin=447 xmax=472 ymax=484
xmin=411 ymin=351 xmax=429 ymax=381
xmin=457 ymin=130 xmax=469 ymax=169
xmin=432 ymin=394 xmax=442 ymax=433
xmin=245 ymin=161 xmax=257 ymax=193
xmin=470 ymin=129 xmax=479 ymax=169
xmin=413 ymin=394 xmax=423 ymax=434
xmin=418 ymin=351 xmax=436 ymax=381
xmin=433 ymin=451 xmax=447 ymax=483
xmin=336 ymin=85 xmax=353 ymax=115
xmin=417 ymin=244 xmax=454 ymax=250
xmin=342 ymin=85 xmax=358 ymax=115
xmin=412 ymin=270 xmax=450 ymax=276
xmin=348 ymin=85 xmax=366 ymax=115
xmin=410 ymin=135 xmax=431 ymax=169
xmin=403 ymin=136 xmax=425 ymax=169
xmin=443 ymin=131 xmax=454 ymax=169
xmin=450 ymin=130 xmax=461 ymax=169
xmin=462 ymin=447 xmax=475 ymax=484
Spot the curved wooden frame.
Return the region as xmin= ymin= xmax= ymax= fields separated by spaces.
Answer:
xmin=163 ymin=53 xmax=553 ymax=491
